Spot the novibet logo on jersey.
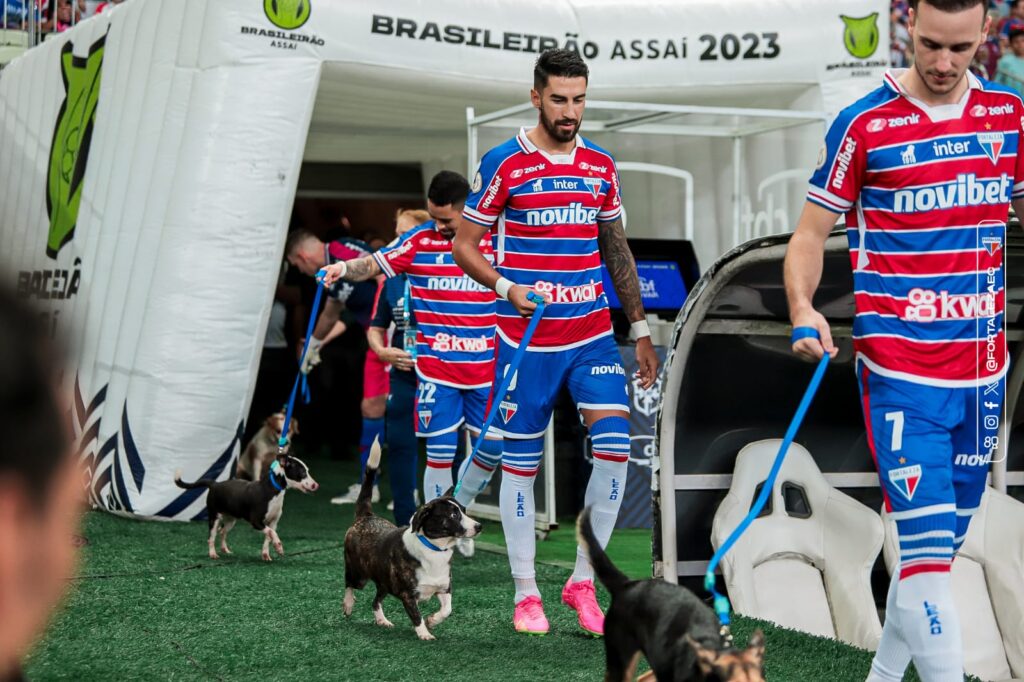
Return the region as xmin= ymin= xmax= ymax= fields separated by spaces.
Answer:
xmin=46 ymin=34 xmax=106 ymax=259
xmin=264 ymin=0 xmax=310 ymax=30
xmin=840 ymin=13 xmax=879 ymax=59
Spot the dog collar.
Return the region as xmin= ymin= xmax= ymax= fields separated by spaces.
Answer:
xmin=417 ymin=534 xmax=449 ymax=552
xmin=268 ymin=470 xmax=285 ymax=492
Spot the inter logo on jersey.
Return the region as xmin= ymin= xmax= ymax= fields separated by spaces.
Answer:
xmin=977 ymin=132 xmax=1004 ymax=165
xmin=888 ymin=464 xmax=922 ymax=501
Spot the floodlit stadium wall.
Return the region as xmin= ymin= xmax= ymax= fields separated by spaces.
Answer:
xmin=0 ymin=0 xmax=887 ymax=519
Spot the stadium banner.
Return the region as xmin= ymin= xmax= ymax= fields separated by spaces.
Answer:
xmin=0 ymin=0 xmax=885 ymax=519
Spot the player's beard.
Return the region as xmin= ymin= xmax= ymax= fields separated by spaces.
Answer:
xmin=915 ymin=59 xmax=964 ymax=97
xmin=540 ymin=108 xmax=581 ymax=144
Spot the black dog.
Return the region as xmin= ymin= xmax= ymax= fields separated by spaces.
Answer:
xmin=175 ymin=454 xmax=318 ymax=561
xmin=578 ymin=508 xmax=765 ymax=682
xmin=343 ymin=438 xmax=480 ymax=640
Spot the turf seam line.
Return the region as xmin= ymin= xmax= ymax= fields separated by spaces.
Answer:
xmin=142 ymin=626 xmax=226 ymax=682
xmin=70 ymin=543 xmax=344 ymax=580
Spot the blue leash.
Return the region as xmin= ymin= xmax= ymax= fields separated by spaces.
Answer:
xmin=278 ymin=270 xmax=327 ymax=452
xmin=704 ymin=326 xmax=831 ymax=640
xmin=453 ymin=292 xmax=546 ymax=497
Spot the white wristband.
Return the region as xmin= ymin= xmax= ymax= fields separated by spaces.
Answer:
xmin=335 ymin=261 xmax=348 ymax=279
xmin=631 ymin=319 xmax=651 ymax=339
xmin=306 ymin=336 xmax=323 ymax=351
xmin=495 ymin=277 xmax=514 ymax=301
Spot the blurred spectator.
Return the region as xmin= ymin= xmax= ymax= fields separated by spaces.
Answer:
xmin=93 ymin=0 xmax=122 ymax=14
xmin=40 ymin=0 xmax=82 ymax=32
xmin=982 ymin=10 xmax=1005 ymax=78
xmin=891 ymin=3 xmax=912 ymax=68
xmin=1 ymin=1 xmax=26 ymax=29
xmin=0 ymin=286 xmax=83 ymax=682
xmin=972 ymin=40 xmax=993 ymax=78
xmin=996 ymin=26 xmax=1024 ymax=93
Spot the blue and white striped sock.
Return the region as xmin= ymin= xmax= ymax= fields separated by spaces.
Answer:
xmin=573 ymin=416 xmax=630 ymax=583
xmin=500 ymin=437 xmax=544 ymax=603
xmin=454 ymin=436 xmax=502 ymax=508
xmin=424 ymin=430 xmax=459 ymax=501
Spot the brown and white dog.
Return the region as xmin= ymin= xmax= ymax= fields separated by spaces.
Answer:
xmin=343 ymin=438 xmax=481 ymax=640
xmin=175 ymin=454 xmax=318 ymax=562
xmin=236 ymin=411 xmax=298 ymax=481
xmin=578 ymin=508 xmax=765 ymax=682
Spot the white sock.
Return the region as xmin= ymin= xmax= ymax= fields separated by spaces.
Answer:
xmin=454 ymin=437 xmax=502 ymax=508
xmin=896 ymin=571 xmax=963 ymax=682
xmin=867 ymin=571 xmax=911 ymax=682
xmin=424 ymin=431 xmax=459 ymax=501
xmin=500 ymin=469 xmax=540 ymax=603
xmin=573 ymin=417 xmax=629 ymax=583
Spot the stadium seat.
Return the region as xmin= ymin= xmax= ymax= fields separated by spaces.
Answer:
xmin=881 ymin=488 xmax=1024 ymax=682
xmin=711 ymin=439 xmax=884 ymax=650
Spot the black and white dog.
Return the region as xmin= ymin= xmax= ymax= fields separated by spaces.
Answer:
xmin=175 ymin=454 xmax=318 ymax=562
xmin=343 ymin=438 xmax=480 ymax=640
xmin=578 ymin=508 xmax=765 ymax=682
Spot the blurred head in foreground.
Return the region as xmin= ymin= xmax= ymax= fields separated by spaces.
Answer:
xmin=0 ymin=286 xmax=82 ymax=680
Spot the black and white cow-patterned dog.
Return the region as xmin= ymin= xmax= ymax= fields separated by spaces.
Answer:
xmin=343 ymin=438 xmax=481 ymax=640
xmin=174 ymin=454 xmax=318 ymax=561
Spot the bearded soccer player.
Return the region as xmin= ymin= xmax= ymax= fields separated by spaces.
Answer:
xmin=320 ymin=172 xmax=504 ymax=533
xmin=452 ymin=49 xmax=658 ymax=637
xmin=784 ymin=1 xmax=1024 ymax=679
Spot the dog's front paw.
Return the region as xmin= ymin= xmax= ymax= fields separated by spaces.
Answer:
xmin=414 ymin=623 xmax=435 ymax=641
xmin=274 ymin=542 xmax=284 ymax=556
xmin=261 ymin=550 xmax=272 ymax=562
xmin=426 ymin=613 xmax=444 ymax=628
xmin=220 ymin=545 xmax=232 ymax=555
xmin=209 ymin=551 xmax=220 ymax=560
xmin=375 ymin=615 xmax=394 ymax=628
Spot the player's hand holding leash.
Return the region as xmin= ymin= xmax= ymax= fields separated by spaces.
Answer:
xmin=505 ymin=284 xmax=549 ymax=317
xmin=789 ymin=307 xmax=837 ymax=361
xmin=319 ymin=261 xmax=347 ymax=286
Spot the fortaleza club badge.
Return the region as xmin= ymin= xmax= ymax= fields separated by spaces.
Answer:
xmin=418 ymin=411 xmax=432 ymax=429
xmin=889 ymin=464 xmax=922 ymax=501
xmin=583 ymin=176 xmax=601 ymax=198
xmin=499 ymin=400 xmax=518 ymax=423
xmin=977 ymin=132 xmax=1005 ymax=165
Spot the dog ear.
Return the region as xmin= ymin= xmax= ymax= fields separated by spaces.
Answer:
xmin=410 ymin=507 xmax=425 ymax=533
xmin=744 ymin=629 xmax=766 ymax=667
xmin=685 ymin=635 xmax=719 ymax=676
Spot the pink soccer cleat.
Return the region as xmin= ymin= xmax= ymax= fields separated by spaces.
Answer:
xmin=513 ymin=595 xmax=550 ymax=635
xmin=562 ymin=578 xmax=604 ymax=636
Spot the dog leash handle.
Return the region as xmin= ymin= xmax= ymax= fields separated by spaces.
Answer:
xmin=704 ymin=327 xmax=830 ymax=631
xmin=279 ymin=271 xmax=327 ymax=452
xmin=453 ymin=291 xmax=547 ymax=497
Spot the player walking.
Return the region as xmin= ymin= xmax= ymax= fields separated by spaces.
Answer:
xmin=452 ymin=49 xmax=658 ymax=636
xmin=320 ymin=172 xmax=505 ymax=536
xmin=784 ymin=2 xmax=1023 ymax=679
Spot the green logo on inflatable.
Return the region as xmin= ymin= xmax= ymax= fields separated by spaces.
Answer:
xmin=46 ymin=35 xmax=106 ymax=259
xmin=841 ymin=13 xmax=879 ymax=59
xmin=264 ymin=0 xmax=310 ymax=30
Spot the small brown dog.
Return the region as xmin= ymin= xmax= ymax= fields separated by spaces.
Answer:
xmin=237 ymin=411 xmax=298 ymax=481
xmin=578 ymin=508 xmax=765 ymax=682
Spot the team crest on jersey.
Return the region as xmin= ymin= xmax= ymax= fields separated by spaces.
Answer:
xmin=418 ymin=411 xmax=432 ymax=429
xmin=583 ymin=176 xmax=602 ymax=198
xmin=499 ymin=400 xmax=518 ymax=423
xmin=977 ymin=132 xmax=1004 ymax=165
xmin=888 ymin=464 xmax=922 ymax=501
xmin=471 ymin=171 xmax=482 ymax=193
xmin=983 ymin=236 xmax=1002 ymax=255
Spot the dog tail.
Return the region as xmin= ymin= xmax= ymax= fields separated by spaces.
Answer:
xmin=576 ymin=507 xmax=630 ymax=594
xmin=355 ymin=436 xmax=382 ymax=518
xmin=174 ymin=470 xmax=215 ymax=490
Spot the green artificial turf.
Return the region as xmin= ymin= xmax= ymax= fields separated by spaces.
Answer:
xmin=24 ymin=455 xmax=920 ymax=681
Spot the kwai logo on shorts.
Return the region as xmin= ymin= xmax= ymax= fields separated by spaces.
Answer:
xmin=888 ymin=464 xmax=922 ymax=501
xmin=264 ymin=0 xmax=310 ymax=30
xmin=46 ymin=34 xmax=107 ymax=259
xmin=840 ymin=13 xmax=879 ymax=59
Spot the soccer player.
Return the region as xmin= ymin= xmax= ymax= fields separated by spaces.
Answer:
xmin=285 ymin=230 xmax=387 ymax=503
xmin=784 ymin=1 xmax=1023 ymax=679
xmin=320 ymin=172 xmax=505 ymax=529
xmin=452 ymin=49 xmax=658 ymax=637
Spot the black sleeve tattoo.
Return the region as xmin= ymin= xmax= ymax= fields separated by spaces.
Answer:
xmin=344 ymin=256 xmax=380 ymax=281
xmin=597 ymin=218 xmax=646 ymax=323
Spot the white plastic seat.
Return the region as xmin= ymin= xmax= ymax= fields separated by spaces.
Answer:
xmin=711 ymin=439 xmax=884 ymax=650
xmin=882 ymin=487 xmax=1024 ymax=682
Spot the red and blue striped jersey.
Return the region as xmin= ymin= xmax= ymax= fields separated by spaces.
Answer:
xmin=463 ymin=128 xmax=622 ymax=351
xmin=372 ymin=221 xmax=496 ymax=389
xmin=809 ymin=70 xmax=1024 ymax=386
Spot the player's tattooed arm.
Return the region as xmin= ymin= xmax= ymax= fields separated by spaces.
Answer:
xmin=320 ymin=255 xmax=381 ymax=285
xmin=598 ymin=217 xmax=645 ymax=323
